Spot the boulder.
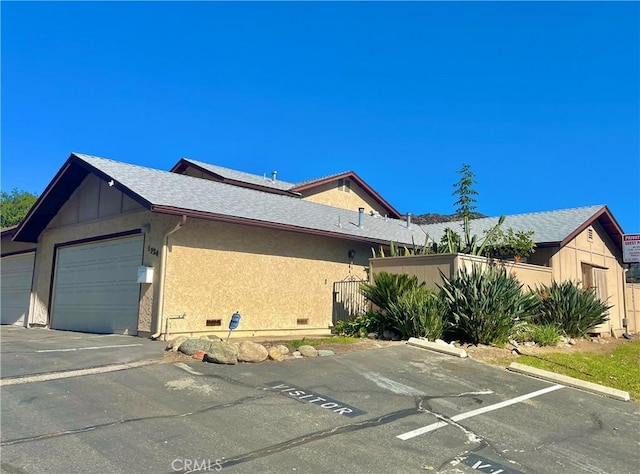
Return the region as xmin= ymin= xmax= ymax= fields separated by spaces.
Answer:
xmin=298 ymin=345 xmax=318 ymax=358
xmin=203 ymin=341 xmax=238 ymax=365
xmin=267 ymin=346 xmax=285 ymax=362
xmin=178 ymin=338 xmax=213 ymax=356
xmin=276 ymin=344 xmax=290 ymax=355
xmin=291 ymin=351 xmax=303 ymax=359
xmin=317 ymin=350 xmax=335 ymax=357
xmin=238 ymin=341 xmax=268 ymax=363
xmin=166 ymin=336 xmax=188 ymax=352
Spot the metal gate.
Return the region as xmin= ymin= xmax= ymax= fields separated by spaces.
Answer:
xmin=332 ymin=277 xmax=367 ymax=325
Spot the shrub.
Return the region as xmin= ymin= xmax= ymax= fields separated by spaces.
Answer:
xmin=532 ymin=281 xmax=611 ymax=338
xmin=512 ymin=324 xmax=562 ymax=346
xmin=386 ymin=286 xmax=445 ymax=340
xmin=439 ymin=263 xmax=537 ymax=345
xmin=334 ymin=312 xmax=381 ymax=337
xmin=360 ymin=272 xmax=424 ymax=314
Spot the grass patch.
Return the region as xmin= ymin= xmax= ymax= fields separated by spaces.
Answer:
xmin=288 ymin=336 xmax=359 ymax=348
xmin=517 ymin=341 xmax=640 ymax=401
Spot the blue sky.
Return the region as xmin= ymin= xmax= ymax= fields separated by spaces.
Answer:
xmin=2 ymin=1 xmax=638 ymax=232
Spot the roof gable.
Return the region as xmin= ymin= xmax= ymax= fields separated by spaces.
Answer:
xmin=290 ymin=171 xmax=402 ymax=219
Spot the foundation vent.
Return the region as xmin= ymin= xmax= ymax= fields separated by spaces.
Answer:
xmin=296 ymin=318 xmax=309 ymax=325
xmin=206 ymin=319 xmax=222 ymax=327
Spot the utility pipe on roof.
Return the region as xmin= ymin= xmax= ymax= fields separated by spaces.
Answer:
xmin=151 ymin=215 xmax=187 ymax=340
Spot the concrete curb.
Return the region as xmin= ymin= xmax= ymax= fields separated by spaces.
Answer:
xmin=407 ymin=337 xmax=468 ymax=358
xmin=508 ymin=362 xmax=630 ymax=402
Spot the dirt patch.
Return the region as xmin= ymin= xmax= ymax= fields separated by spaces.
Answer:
xmin=462 ymin=336 xmax=633 ymax=367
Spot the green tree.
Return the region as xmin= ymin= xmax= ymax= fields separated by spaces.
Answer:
xmin=452 ymin=164 xmax=478 ymax=243
xmin=1 ymin=189 xmax=38 ymax=227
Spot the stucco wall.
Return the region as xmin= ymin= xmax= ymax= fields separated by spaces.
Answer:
xmin=370 ymin=253 xmax=552 ymax=291
xmin=162 ymin=218 xmax=371 ymax=338
xmin=300 ymin=181 xmax=390 ymax=216
xmin=550 ymin=221 xmax=626 ymax=333
xmin=625 ymin=283 xmax=640 ymax=335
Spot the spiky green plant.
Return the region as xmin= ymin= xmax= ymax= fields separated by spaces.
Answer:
xmin=532 ymin=281 xmax=611 ymax=338
xmin=386 ymin=286 xmax=445 ymax=340
xmin=439 ymin=263 xmax=537 ymax=345
xmin=360 ymin=272 xmax=424 ymax=314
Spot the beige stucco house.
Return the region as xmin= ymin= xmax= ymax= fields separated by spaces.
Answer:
xmin=2 ymin=152 xmax=635 ymax=339
xmin=1 ymin=153 xmax=420 ymax=339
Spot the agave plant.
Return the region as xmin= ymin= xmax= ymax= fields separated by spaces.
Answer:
xmin=386 ymin=286 xmax=445 ymax=340
xmin=532 ymin=281 xmax=611 ymax=338
xmin=360 ymin=272 xmax=424 ymax=314
xmin=439 ymin=263 xmax=537 ymax=345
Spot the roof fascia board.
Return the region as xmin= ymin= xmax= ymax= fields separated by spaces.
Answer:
xmin=13 ymin=154 xmax=153 ymax=243
xmin=13 ymin=156 xmax=77 ymax=242
xmin=291 ymin=171 xmax=402 ymax=219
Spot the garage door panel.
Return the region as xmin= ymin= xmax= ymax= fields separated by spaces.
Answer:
xmin=1 ymin=253 xmax=35 ymax=326
xmin=51 ymin=236 xmax=142 ymax=335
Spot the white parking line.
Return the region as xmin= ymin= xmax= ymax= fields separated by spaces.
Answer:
xmin=0 ymin=360 xmax=157 ymax=386
xmin=398 ymin=384 xmax=564 ymax=440
xmin=174 ymin=362 xmax=203 ymax=376
xmin=35 ymin=343 xmax=143 ymax=353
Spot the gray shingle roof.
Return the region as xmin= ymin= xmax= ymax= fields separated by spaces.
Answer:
xmin=292 ymin=171 xmax=352 ymax=188
xmin=420 ymin=205 xmax=607 ymax=245
xmin=75 ymin=154 xmax=426 ymax=245
xmin=180 ymin=158 xmax=296 ymax=192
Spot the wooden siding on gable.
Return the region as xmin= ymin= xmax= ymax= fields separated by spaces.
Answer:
xmin=48 ymin=174 xmax=143 ymax=229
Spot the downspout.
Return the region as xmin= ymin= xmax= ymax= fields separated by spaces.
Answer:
xmin=151 ymin=215 xmax=187 ymax=340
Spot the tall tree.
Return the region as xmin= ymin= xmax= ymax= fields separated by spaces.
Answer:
xmin=1 ymin=188 xmax=38 ymax=227
xmin=452 ymin=164 xmax=479 ymax=249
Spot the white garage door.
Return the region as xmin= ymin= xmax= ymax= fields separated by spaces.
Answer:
xmin=51 ymin=235 xmax=143 ymax=335
xmin=1 ymin=252 xmax=35 ymax=326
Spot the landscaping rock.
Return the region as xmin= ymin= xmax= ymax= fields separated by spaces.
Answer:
xmin=192 ymin=350 xmax=207 ymax=361
xmin=317 ymin=350 xmax=335 ymax=357
xmin=267 ymin=346 xmax=285 ymax=361
xmin=367 ymin=332 xmax=378 ymax=339
xmin=203 ymin=341 xmax=238 ymax=365
xmin=178 ymin=338 xmax=213 ymax=356
xmin=276 ymin=344 xmax=290 ymax=355
xmin=238 ymin=341 xmax=268 ymax=363
xmin=298 ymin=345 xmax=318 ymax=357
xmin=166 ymin=336 xmax=188 ymax=352
xmin=292 ymin=351 xmax=303 ymax=359
xmin=207 ymin=335 xmax=222 ymax=341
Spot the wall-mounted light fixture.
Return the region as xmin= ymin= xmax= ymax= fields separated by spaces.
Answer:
xmin=348 ymin=249 xmax=356 ymax=260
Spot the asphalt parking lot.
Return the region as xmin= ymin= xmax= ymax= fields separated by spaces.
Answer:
xmin=1 ymin=326 xmax=639 ymax=474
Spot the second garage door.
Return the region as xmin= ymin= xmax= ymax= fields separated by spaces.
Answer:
xmin=51 ymin=235 xmax=143 ymax=335
xmin=1 ymin=252 xmax=35 ymax=326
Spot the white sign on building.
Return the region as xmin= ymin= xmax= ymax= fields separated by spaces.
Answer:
xmin=623 ymin=234 xmax=640 ymax=263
